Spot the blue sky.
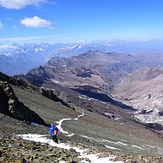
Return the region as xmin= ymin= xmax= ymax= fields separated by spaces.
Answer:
xmin=0 ymin=0 xmax=163 ymax=44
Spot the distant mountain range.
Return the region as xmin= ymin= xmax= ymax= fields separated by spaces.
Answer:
xmin=2 ymin=40 xmax=163 ymax=76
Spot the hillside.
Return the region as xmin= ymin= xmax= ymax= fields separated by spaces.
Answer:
xmin=1 ymin=72 xmax=163 ymax=162
xmin=113 ymin=67 xmax=163 ymax=128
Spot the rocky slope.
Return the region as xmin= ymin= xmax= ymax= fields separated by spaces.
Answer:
xmin=0 ymin=72 xmax=71 ymax=125
xmin=1 ymin=134 xmax=163 ymax=163
xmin=113 ymin=67 xmax=163 ymax=127
xmin=1 ymin=72 xmax=163 ymax=161
xmin=0 ymin=81 xmax=46 ymax=125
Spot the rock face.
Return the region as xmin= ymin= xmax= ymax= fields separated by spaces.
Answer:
xmin=16 ymin=50 xmax=163 ymax=93
xmin=113 ymin=67 xmax=163 ymax=127
xmin=0 ymin=81 xmax=46 ymax=125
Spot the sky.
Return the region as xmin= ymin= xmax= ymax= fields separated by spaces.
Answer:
xmin=0 ymin=0 xmax=163 ymax=44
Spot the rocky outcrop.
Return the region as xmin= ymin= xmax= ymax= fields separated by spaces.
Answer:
xmin=0 ymin=72 xmax=28 ymax=87
xmin=0 ymin=72 xmax=68 ymax=108
xmin=0 ymin=81 xmax=46 ymax=125
xmin=39 ymin=87 xmax=70 ymax=107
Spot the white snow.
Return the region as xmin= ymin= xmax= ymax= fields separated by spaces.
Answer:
xmin=132 ymin=145 xmax=144 ymax=150
xmin=18 ymin=134 xmax=123 ymax=163
xmin=56 ymin=117 xmax=75 ymax=137
xmin=79 ymin=95 xmax=87 ymax=100
xmin=55 ymin=110 xmax=84 ymax=137
xmin=114 ymin=141 xmax=128 ymax=146
xmin=18 ymin=110 xmax=124 ymax=162
xmin=82 ymin=135 xmax=127 ymax=150
xmin=105 ymin=145 xmax=121 ymax=150
xmin=0 ymin=45 xmax=17 ymax=49
xmin=78 ymin=45 xmax=82 ymax=49
xmin=35 ymin=48 xmax=43 ymax=52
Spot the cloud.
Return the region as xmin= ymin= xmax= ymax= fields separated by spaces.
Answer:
xmin=0 ymin=0 xmax=48 ymax=9
xmin=21 ymin=16 xmax=51 ymax=28
xmin=0 ymin=35 xmax=64 ymax=42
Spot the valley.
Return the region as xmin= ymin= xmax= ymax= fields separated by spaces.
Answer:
xmin=1 ymin=44 xmax=163 ymax=162
xmin=14 ymin=49 xmax=163 ymax=131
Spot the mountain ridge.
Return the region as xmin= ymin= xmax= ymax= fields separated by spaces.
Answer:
xmin=14 ymin=50 xmax=163 ymax=130
xmin=2 ymin=41 xmax=163 ymax=75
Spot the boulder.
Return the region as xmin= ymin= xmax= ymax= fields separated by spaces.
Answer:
xmin=0 ymin=81 xmax=46 ymax=125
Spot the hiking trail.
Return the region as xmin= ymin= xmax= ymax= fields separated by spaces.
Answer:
xmin=56 ymin=110 xmax=84 ymax=137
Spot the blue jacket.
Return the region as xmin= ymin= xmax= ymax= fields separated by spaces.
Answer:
xmin=48 ymin=125 xmax=59 ymax=136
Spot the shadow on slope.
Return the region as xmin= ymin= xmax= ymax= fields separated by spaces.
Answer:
xmin=72 ymin=86 xmax=137 ymax=112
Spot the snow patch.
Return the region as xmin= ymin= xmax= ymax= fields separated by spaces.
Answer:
xmin=18 ymin=134 xmax=123 ymax=163
xmin=105 ymin=145 xmax=121 ymax=150
xmin=56 ymin=110 xmax=84 ymax=137
xmin=132 ymin=145 xmax=144 ymax=150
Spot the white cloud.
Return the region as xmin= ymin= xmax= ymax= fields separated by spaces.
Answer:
xmin=0 ymin=35 xmax=64 ymax=42
xmin=21 ymin=16 xmax=51 ymax=28
xmin=0 ymin=0 xmax=48 ymax=9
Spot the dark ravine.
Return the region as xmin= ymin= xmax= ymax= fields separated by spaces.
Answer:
xmin=72 ymin=86 xmax=137 ymax=111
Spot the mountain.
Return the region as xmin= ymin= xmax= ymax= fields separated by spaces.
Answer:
xmin=15 ymin=50 xmax=138 ymax=87
xmin=113 ymin=67 xmax=163 ymax=127
xmin=2 ymin=40 xmax=163 ymax=76
xmin=0 ymin=43 xmax=89 ymax=76
xmin=0 ymin=43 xmax=50 ymax=76
xmin=1 ymin=72 xmax=163 ymax=162
xmin=14 ymin=50 xmax=163 ymax=130
xmin=15 ymin=50 xmax=142 ymax=119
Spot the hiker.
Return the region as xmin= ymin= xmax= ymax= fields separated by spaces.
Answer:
xmin=48 ymin=124 xmax=59 ymax=143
